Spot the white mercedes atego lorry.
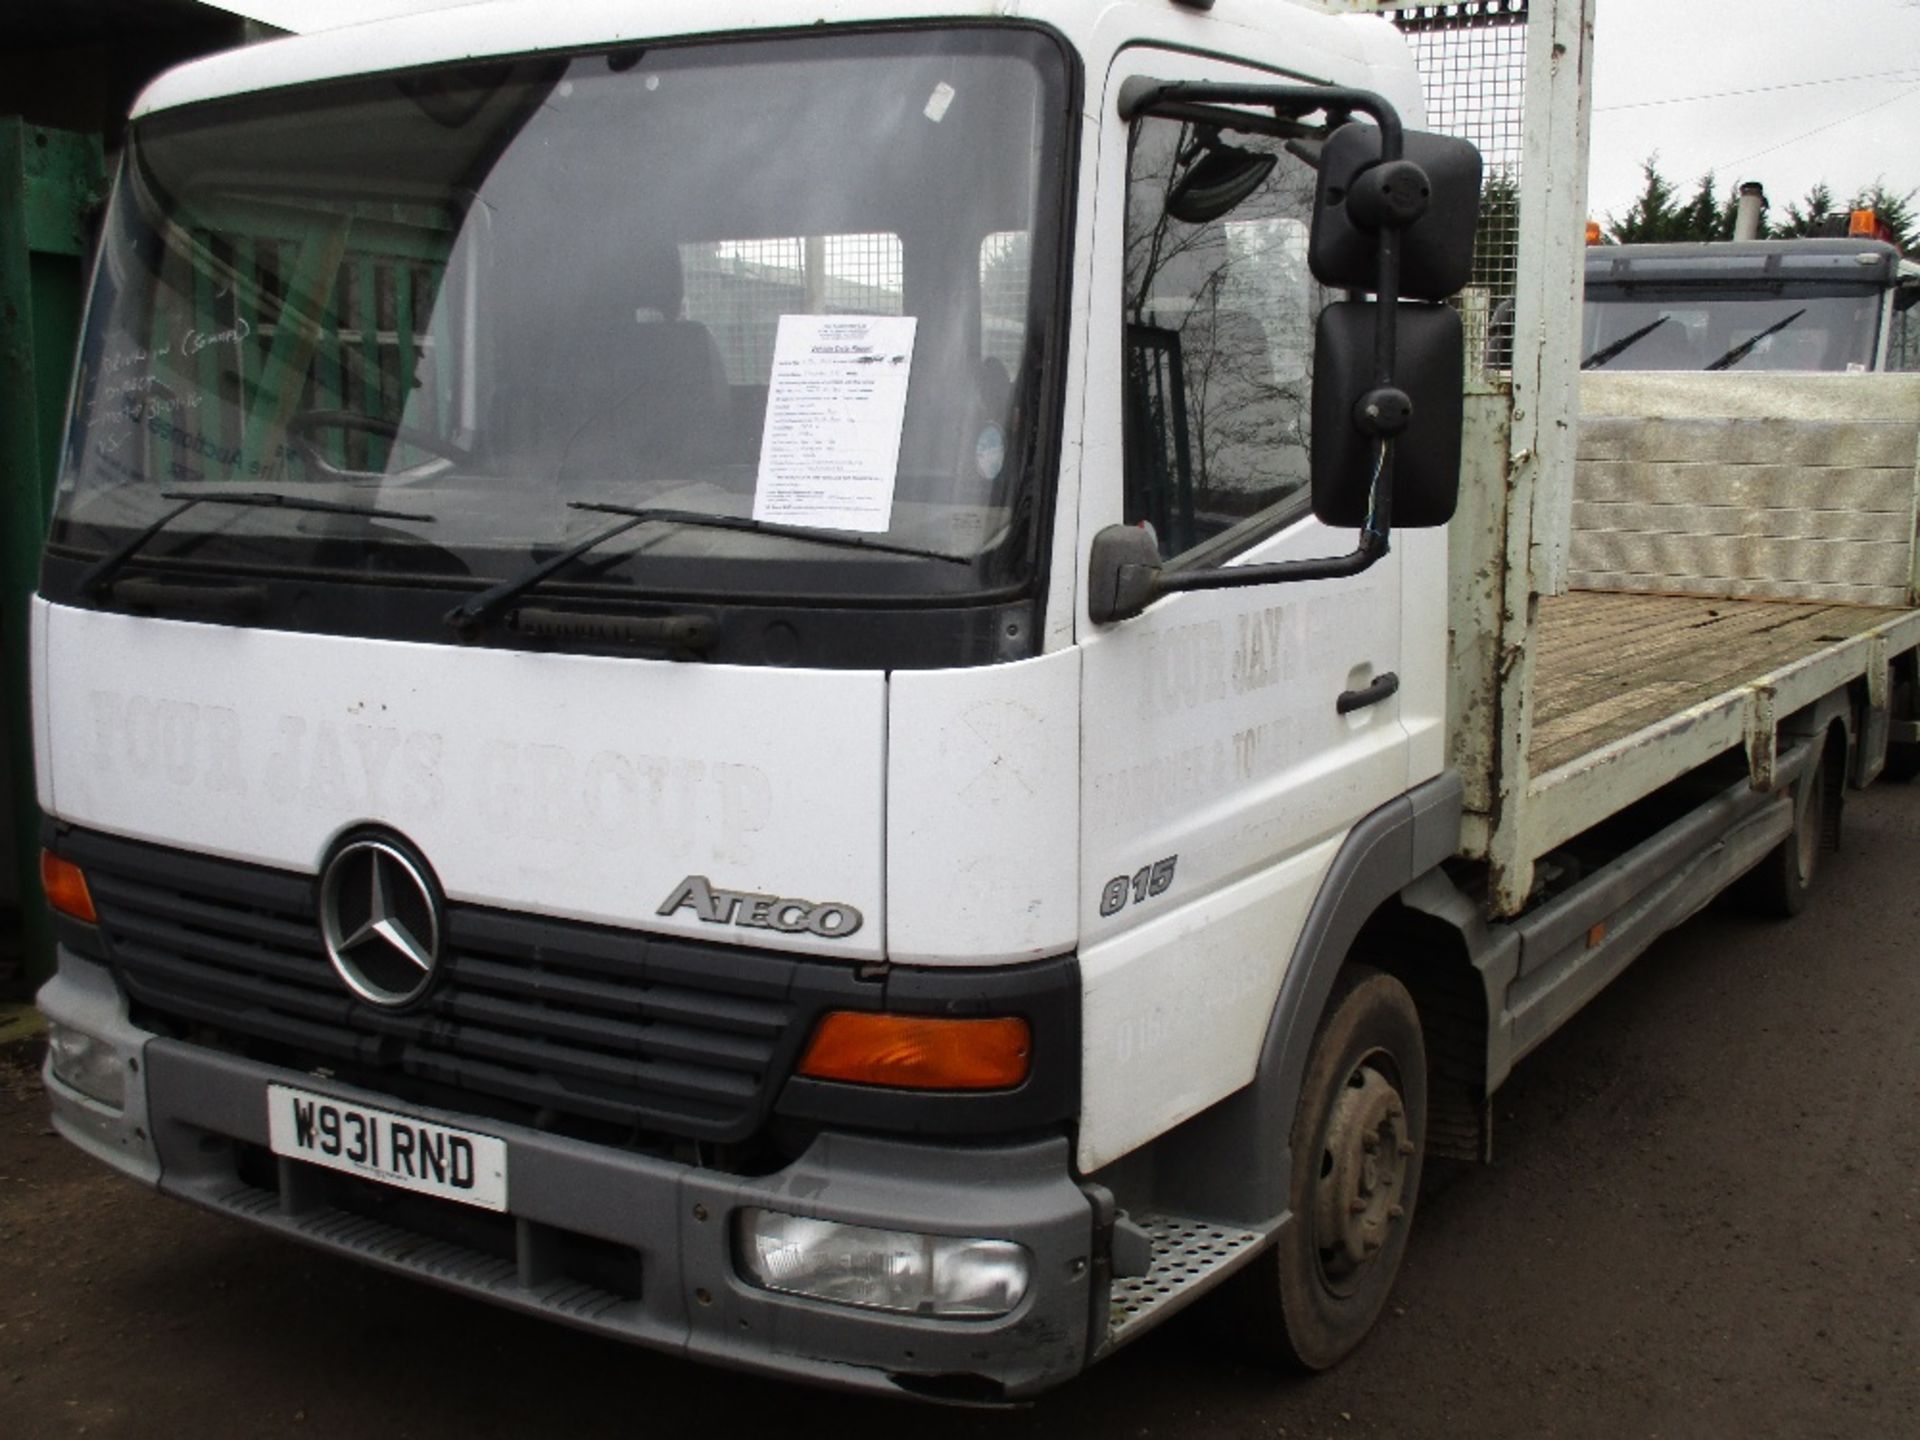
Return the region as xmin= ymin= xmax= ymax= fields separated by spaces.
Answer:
xmin=30 ymin=0 xmax=1920 ymax=1401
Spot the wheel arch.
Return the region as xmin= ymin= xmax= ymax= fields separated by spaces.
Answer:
xmin=1126 ymin=772 xmax=1471 ymax=1225
xmin=1348 ymin=892 xmax=1492 ymax=1163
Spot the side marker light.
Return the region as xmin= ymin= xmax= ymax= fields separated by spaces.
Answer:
xmin=41 ymin=851 xmax=98 ymax=925
xmin=797 ymin=1012 xmax=1032 ymax=1091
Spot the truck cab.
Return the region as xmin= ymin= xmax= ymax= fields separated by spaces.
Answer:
xmin=1580 ymin=236 xmax=1920 ymax=373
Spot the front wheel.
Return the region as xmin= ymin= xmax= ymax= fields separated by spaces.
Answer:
xmin=1225 ymin=966 xmax=1427 ymax=1370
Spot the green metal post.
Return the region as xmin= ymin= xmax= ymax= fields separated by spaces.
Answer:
xmin=0 ymin=118 xmax=105 ymax=994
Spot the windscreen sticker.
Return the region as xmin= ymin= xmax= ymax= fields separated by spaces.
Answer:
xmin=975 ymin=422 xmax=1005 ymax=481
xmin=752 ymin=314 xmax=917 ymax=534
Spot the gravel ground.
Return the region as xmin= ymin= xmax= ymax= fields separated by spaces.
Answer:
xmin=2 ymin=784 xmax=1916 ymax=1439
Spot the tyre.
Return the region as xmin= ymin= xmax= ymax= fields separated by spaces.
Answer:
xmin=1734 ymin=747 xmax=1829 ymax=918
xmin=1885 ymin=680 xmax=1920 ymax=782
xmin=1224 ymin=966 xmax=1427 ymax=1371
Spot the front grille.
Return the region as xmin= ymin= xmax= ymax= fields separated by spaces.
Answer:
xmin=63 ymin=828 xmax=854 ymax=1144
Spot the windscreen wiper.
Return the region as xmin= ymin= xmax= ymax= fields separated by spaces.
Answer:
xmin=444 ymin=502 xmax=969 ymax=638
xmin=1704 ymin=308 xmax=1807 ymax=372
xmin=1581 ymin=314 xmax=1672 ymax=370
xmin=80 ymin=489 xmax=435 ymax=597
xmin=570 ymin=502 xmax=971 ymax=563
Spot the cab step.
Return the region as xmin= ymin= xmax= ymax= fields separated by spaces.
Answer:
xmin=1103 ymin=1212 xmax=1269 ymax=1350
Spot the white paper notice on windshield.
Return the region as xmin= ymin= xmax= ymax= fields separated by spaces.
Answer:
xmin=753 ymin=314 xmax=918 ymax=533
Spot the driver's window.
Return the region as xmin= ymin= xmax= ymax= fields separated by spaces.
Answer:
xmin=1122 ymin=116 xmax=1329 ymax=562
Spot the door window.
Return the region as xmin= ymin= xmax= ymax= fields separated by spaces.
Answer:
xmin=1122 ymin=116 xmax=1330 ymax=560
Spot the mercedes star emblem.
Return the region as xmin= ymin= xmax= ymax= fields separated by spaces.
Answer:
xmin=319 ymin=837 xmax=443 ymax=1008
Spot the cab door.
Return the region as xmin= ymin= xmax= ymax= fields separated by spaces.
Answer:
xmin=1074 ymin=48 xmax=1413 ymax=1173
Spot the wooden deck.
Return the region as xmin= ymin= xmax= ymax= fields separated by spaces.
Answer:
xmin=1529 ymin=590 xmax=1910 ymax=776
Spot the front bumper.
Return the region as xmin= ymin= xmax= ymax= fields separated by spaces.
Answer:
xmin=38 ymin=949 xmax=1097 ymax=1399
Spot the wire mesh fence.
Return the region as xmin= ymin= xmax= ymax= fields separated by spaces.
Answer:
xmin=980 ymin=230 xmax=1032 ymax=372
xmin=1387 ymin=1 xmax=1530 ymax=376
xmin=681 ymin=233 xmax=904 ymax=384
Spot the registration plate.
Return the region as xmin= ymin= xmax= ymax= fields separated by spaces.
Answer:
xmin=266 ymin=1084 xmax=508 ymax=1212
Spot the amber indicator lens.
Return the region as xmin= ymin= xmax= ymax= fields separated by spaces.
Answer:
xmin=40 ymin=851 xmax=98 ymax=924
xmin=797 ymin=1013 xmax=1032 ymax=1091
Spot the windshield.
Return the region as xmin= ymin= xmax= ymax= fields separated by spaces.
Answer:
xmin=1580 ymin=284 xmax=1882 ymax=372
xmin=49 ymin=28 xmax=1070 ymax=614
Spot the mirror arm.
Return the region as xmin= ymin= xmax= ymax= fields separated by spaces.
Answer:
xmin=1155 ymin=526 xmax=1391 ymax=599
xmin=1122 ymin=97 xmax=1320 ymax=145
xmin=1117 ymin=79 xmax=1405 ymax=156
xmin=1093 ymin=515 xmax=1394 ymax=625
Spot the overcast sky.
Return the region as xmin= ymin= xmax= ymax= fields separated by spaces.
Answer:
xmin=1589 ymin=0 xmax=1920 ymax=224
xmin=205 ymin=0 xmax=1920 ymax=228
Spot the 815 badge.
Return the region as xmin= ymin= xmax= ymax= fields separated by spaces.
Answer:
xmin=1099 ymin=855 xmax=1177 ymax=918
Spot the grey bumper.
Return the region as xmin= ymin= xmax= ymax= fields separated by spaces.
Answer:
xmin=39 ymin=951 xmax=163 ymax=1185
xmin=39 ymin=950 xmax=1097 ymax=1399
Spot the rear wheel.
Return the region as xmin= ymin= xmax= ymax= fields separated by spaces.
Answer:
xmin=1226 ymin=966 xmax=1427 ymax=1370
xmin=1885 ymin=680 xmax=1920 ymax=781
xmin=1735 ymin=746 xmax=1831 ymax=918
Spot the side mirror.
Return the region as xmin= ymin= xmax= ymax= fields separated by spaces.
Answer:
xmin=1311 ymin=302 xmax=1462 ymax=528
xmin=1087 ymin=522 xmax=1164 ymax=625
xmin=1309 ymin=123 xmax=1483 ymax=300
xmin=1166 ymin=132 xmax=1279 ymax=225
xmin=1093 ymin=78 xmax=1481 ymax=626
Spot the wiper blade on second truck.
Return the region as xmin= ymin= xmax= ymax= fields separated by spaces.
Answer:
xmin=1703 ymin=308 xmax=1808 ymax=372
xmin=444 ymin=501 xmax=970 ymax=637
xmin=80 ymin=488 xmax=436 ymax=597
xmin=1580 ymin=314 xmax=1672 ymax=370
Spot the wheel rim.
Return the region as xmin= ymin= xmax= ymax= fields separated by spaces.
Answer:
xmin=1313 ymin=1054 xmax=1412 ymax=1296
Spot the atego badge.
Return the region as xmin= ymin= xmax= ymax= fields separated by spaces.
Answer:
xmin=657 ymin=875 xmax=863 ymax=938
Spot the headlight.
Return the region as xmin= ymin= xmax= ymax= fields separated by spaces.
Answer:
xmin=736 ymin=1208 xmax=1031 ymax=1318
xmin=46 ymin=1020 xmax=127 ymax=1109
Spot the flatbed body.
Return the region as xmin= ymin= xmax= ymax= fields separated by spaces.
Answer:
xmin=1494 ymin=588 xmax=1920 ymax=882
xmin=1462 ymin=364 xmax=1920 ymax=912
xmin=1532 ymin=591 xmax=1914 ymax=774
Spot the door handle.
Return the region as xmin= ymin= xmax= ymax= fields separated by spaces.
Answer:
xmin=1336 ymin=671 xmax=1399 ymax=715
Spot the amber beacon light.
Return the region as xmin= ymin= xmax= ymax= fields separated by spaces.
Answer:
xmin=1848 ymin=207 xmax=1895 ymax=244
xmin=40 ymin=851 xmax=98 ymax=924
xmin=797 ymin=1012 xmax=1032 ymax=1090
